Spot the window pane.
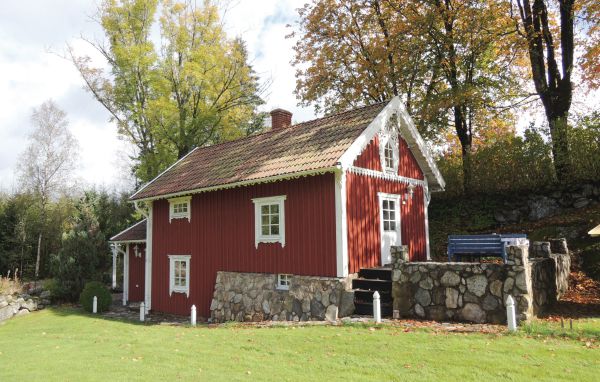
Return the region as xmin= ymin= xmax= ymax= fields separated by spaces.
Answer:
xmin=270 ymin=204 xmax=279 ymax=214
xmin=261 ymin=225 xmax=270 ymax=235
xmin=383 ymin=210 xmax=389 ymax=220
xmin=390 ymin=222 xmax=396 ymax=231
xmin=389 ymin=210 xmax=395 ymax=220
xmin=383 ymin=200 xmax=388 ymax=209
xmin=384 ymin=221 xmax=390 ymax=231
xmin=388 ymin=200 xmax=395 ymax=209
xmin=261 ymin=205 xmax=269 ymax=214
xmin=271 ymin=214 xmax=279 ymax=225
xmin=261 ymin=215 xmax=269 ymax=225
xmin=271 ymin=225 xmax=279 ymax=235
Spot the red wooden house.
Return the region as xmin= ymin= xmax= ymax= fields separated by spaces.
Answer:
xmin=111 ymin=97 xmax=445 ymax=318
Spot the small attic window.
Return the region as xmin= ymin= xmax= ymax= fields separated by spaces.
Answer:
xmin=380 ymin=135 xmax=399 ymax=174
xmin=169 ymin=196 xmax=191 ymax=222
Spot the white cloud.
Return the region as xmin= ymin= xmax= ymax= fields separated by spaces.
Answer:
xmin=0 ymin=0 xmax=314 ymax=193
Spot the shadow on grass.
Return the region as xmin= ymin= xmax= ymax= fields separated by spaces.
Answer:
xmin=45 ymin=305 xmax=202 ymax=328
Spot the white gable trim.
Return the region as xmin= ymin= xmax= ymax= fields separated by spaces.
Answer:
xmin=338 ymin=96 xmax=445 ymax=191
xmin=131 ymin=147 xmax=199 ymax=200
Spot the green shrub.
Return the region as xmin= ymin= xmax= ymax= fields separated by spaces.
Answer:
xmin=581 ymin=243 xmax=600 ymax=282
xmin=79 ymin=281 xmax=112 ymax=313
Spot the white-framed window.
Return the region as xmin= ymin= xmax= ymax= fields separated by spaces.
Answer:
xmin=168 ymin=254 xmax=190 ymax=297
xmin=169 ymin=196 xmax=191 ymax=222
xmin=252 ymin=195 xmax=286 ymax=248
xmin=379 ymin=133 xmax=399 ymax=174
xmin=277 ymin=274 xmax=292 ymax=290
xmin=381 ymin=198 xmax=397 ymax=232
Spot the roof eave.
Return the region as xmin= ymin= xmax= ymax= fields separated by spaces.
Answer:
xmin=129 ymin=167 xmax=340 ymax=203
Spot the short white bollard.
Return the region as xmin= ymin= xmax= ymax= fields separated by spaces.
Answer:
xmin=373 ymin=291 xmax=381 ymax=324
xmin=140 ymin=302 xmax=145 ymax=322
xmin=506 ymin=295 xmax=517 ymax=332
xmin=191 ymin=305 xmax=197 ymax=327
xmin=92 ymin=296 xmax=97 ymax=314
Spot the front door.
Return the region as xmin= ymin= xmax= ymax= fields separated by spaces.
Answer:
xmin=378 ymin=193 xmax=401 ymax=265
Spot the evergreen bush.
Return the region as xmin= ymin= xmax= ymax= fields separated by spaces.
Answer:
xmin=79 ymin=281 xmax=112 ymax=313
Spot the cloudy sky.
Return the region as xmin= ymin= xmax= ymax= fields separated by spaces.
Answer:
xmin=0 ymin=0 xmax=314 ymax=193
xmin=1 ymin=1 xmax=598 ymax=194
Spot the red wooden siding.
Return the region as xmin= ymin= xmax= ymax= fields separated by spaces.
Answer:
xmin=347 ymin=134 xmax=427 ymax=273
xmin=127 ymin=243 xmax=145 ymax=302
xmin=151 ymin=173 xmax=337 ymax=317
xmin=353 ymin=136 xmax=424 ymax=180
xmin=346 ymin=173 xmax=427 ymax=273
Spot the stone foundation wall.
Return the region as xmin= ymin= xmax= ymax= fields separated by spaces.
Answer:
xmin=392 ymin=245 xmax=532 ymax=323
xmin=210 ymin=272 xmax=355 ymax=323
xmin=530 ymin=240 xmax=571 ymax=314
xmin=391 ymin=240 xmax=570 ymax=324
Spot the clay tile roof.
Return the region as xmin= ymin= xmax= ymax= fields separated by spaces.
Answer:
xmin=109 ymin=220 xmax=146 ymax=242
xmin=130 ymin=102 xmax=388 ymax=201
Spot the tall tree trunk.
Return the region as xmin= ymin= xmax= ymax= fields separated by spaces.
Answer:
xmin=547 ymin=112 xmax=571 ymax=181
xmin=35 ymin=232 xmax=42 ymax=279
xmin=454 ymin=105 xmax=473 ymax=194
xmin=516 ymin=0 xmax=574 ymax=182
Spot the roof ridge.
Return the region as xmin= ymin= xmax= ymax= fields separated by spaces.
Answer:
xmin=180 ymin=100 xmax=391 ymax=155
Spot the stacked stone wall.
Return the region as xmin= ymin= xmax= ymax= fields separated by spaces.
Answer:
xmin=210 ymin=272 xmax=355 ymax=323
xmin=391 ymin=240 xmax=569 ymax=324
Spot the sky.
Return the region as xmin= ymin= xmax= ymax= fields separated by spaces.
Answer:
xmin=0 ymin=1 xmax=598 ymax=194
xmin=0 ymin=0 xmax=314 ymax=193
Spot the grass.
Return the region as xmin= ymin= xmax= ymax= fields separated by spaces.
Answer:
xmin=0 ymin=308 xmax=598 ymax=381
xmin=522 ymin=318 xmax=600 ymax=341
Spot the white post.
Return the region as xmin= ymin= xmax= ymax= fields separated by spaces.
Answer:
xmin=191 ymin=305 xmax=197 ymax=327
xmin=373 ymin=291 xmax=381 ymax=324
xmin=92 ymin=296 xmax=97 ymax=314
xmin=140 ymin=302 xmax=145 ymax=322
xmin=506 ymin=295 xmax=517 ymax=332
xmin=123 ymin=245 xmax=129 ymax=306
xmin=111 ymin=245 xmax=117 ymax=289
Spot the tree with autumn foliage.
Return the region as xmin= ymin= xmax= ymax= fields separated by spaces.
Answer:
xmin=510 ymin=0 xmax=600 ymax=182
xmin=292 ymin=0 xmax=526 ymax=193
xmin=70 ymin=0 xmax=265 ymax=183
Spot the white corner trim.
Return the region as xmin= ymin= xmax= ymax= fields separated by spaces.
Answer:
xmin=252 ymin=195 xmax=287 ymax=248
xmin=144 ymin=203 xmax=153 ymax=313
xmin=348 ymin=166 xmax=426 ymax=187
xmin=424 ymin=181 xmax=431 ymax=261
xmin=168 ymin=254 xmax=191 ymax=297
xmin=334 ymin=169 xmax=349 ymax=277
xmin=168 ymin=196 xmax=191 ymax=222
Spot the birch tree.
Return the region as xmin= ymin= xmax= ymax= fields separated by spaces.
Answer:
xmin=16 ymin=100 xmax=79 ymax=278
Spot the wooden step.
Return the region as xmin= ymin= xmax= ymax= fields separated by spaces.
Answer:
xmin=358 ymin=267 xmax=392 ymax=281
xmin=354 ymin=289 xmax=392 ymax=303
xmin=354 ymin=301 xmax=393 ymax=317
xmin=352 ymin=278 xmax=392 ymax=292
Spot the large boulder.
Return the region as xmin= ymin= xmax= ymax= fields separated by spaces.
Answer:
xmin=460 ymin=303 xmax=486 ymax=323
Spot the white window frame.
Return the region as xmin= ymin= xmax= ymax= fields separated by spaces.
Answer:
xmin=277 ymin=274 xmax=292 ymax=290
xmin=168 ymin=254 xmax=191 ymax=297
xmin=168 ymin=196 xmax=191 ymax=222
xmin=252 ymin=195 xmax=286 ymax=248
xmin=379 ymin=132 xmax=399 ymax=175
xmin=377 ymin=192 xmax=402 ymax=237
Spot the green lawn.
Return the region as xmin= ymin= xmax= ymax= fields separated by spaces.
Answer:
xmin=0 ymin=308 xmax=598 ymax=381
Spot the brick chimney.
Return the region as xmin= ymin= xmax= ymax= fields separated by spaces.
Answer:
xmin=270 ymin=108 xmax=292 ymax=130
